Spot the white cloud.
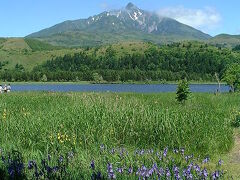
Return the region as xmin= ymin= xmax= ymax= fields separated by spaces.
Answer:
xmin=158 ymin=6 xmax=221 ymax=32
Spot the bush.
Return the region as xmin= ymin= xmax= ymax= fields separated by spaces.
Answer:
xmin=176 ymin=79 xmax=191 ymax=103
xmin=232 ymin=113 xmax=240 ymax=127
xmin=41 ymin=74 xmax=48 ymax=82
xmin=92 ymin=73 xmax=103 ymax=83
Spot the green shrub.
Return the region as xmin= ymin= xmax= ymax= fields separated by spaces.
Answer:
xmin=176 ymin=79 xmax=191 ymax=103
xmin=232 ymin=113 xmax=240 ymax=127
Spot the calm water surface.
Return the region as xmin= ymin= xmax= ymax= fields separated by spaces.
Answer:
xmin=11 ymin=84 xmax=230 ymax=93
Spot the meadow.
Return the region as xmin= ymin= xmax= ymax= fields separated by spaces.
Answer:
xmin=0 ymin=92 xmax=239 ymax=179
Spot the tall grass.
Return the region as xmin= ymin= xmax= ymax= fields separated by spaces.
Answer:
xmin=0 ymin=92 xmax=239 ymax=178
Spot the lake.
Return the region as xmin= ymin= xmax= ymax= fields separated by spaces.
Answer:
xmin=10 ymin=84 xmax=230 ymax=93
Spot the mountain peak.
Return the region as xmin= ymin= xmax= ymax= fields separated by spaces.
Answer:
xmin=126 ymin=2 xmax=137 ymax=10
xmin=27 ymin=2 xmax=211 ymax=47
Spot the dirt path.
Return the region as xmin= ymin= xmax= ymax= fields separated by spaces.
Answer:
xmin=222 ymin=130 xmax=240 ymax=179
xmin=229 ymin=133 xmax=240 ymax=163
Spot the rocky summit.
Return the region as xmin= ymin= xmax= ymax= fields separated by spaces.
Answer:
xmin=27 ymin=2 xmax=211 ymax=47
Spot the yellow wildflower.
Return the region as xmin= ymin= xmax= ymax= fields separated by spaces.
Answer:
xmin=73 ymin=134 xmax=76 ymax=145
xmin=110 ymin=128 xmax=114 ymax=135
xmin=57 ymin=133 xmax=61 ymax=140
xmin=2 ymin=109 xmax=7 ymax=120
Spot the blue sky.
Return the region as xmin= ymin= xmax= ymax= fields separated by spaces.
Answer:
xmin=0 ymin=0 xmax=239 ymax=37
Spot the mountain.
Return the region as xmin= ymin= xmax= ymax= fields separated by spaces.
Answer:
xmin=209 ymin=34 xmax=240 ymax=48
xmin=27 ymin=2 xmax=211 ymax=47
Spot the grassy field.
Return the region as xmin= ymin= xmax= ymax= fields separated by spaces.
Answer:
xmin=0 ymin=38 xmax=84 ymax=70
xmin=0 ymin=92 xmax=239 ymax=179
xmin=0 ymin=38 xmax=151 ymax=70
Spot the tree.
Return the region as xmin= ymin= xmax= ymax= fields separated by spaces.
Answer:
xmin=176 ymin=79 xmax=191 ymax=103
xmin=223 ymin=63 xmax=240 ymax=92
xmin=41 ymin=74 xmax=48 ymax=82
xmin=15 ymin=63 xmax=25 ymax=72
xmin=92 ymin=73 xmax=103 ymax=83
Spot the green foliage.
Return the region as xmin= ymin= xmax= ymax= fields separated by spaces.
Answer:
xmin=15 ymin=63 xmax=25 ymax=72
xmin=0 ymin=92 xmax=237 ymax=178
xmin=92 ymin=72 xmax=103 ymax=83
xmin=209 ymin=34 xmax=240 ymax=48
xmin=0 ymin=93 xmax=236 ymax=155
xmin=176 ymin=79 xmax=191 ymax=103
xmin=24 ymin=38 xmax=61 ymax=51
xmin=0 ymin=38 xmax=6 ymax=45
xmin=28 ymin=42 xmax=237 ymax=82
xmin=223 ymin=63 xmax=240 ymax=92
xmin=232 ymin=113 xmax=240 ymax=128
xmin=233 ymin=44 xmax=240 ymax=51
xmin=1 ymin=41 xmax=240 ymax=82
xmin=41 ymin=74 xmax=48 ymax=82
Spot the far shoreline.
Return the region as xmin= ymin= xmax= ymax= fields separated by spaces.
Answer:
xmin=2 ymin=81 xmax=228 ymax=85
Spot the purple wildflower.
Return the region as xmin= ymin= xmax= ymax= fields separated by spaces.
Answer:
xmin=193 ymin=164 xmax=201 ymax=173
xmin=91 ymin=160 xmax=95 ymax=170
xmin=188 ymin=173 xmax=193 ymax=179
xmin=180 ymin=148 xmax=185 ymax=155
xmin=117 ymin=167 xmax=123 ymax=174
xmin=59 ymin=155 xmax=63 ymax=163
xmin=173 ymin=166 xmax=179 ymax=174
xmin=136 ymin=165 xmax=148 ymax=178
xmin=140 ymin=149 xmax=145 ymax=155
xmin=185 ymin=154 xmax=193 ymax=162
xmin=91 ymin=171 xmax=103 ymax=180
xmin=107 ymin=163 xmax=116 ymax=179
xmin=52 ymin=166 xmax=59 ymax=173
xmin=166 ymin=168 xmax=171 ymax=177
xmin=163 ymin=147 xmax=168 ymax=157
xmin=152 ymin=163 xmax=158 ymax=172
xmin=47 ymin=154 xmax=51 ymax=161
xmin=110 ymin=148 xmax=115 ymax=154
xmin=202 ymin=157 xmax=210 ymax=164
xmin=28 ymin=160 xmax=35 ymax=170
xmin=201 ymin=168 xmax=208 ymax=178
xmin=128 ymin=166 xmax=133 ymax=174
xmin=157 ymin=167 xmax=164 ymax=177
xmin=46 ymin=166 xmax=52 ymax=174
xmin=218 ymin=159 xmax=223 ymax=166
xmin=173 ymin=149 xmax=179 ymax=153
xmin=212 ymin=171 xmax=218 ymax=180
xmin=175 ymin=172 xmax=181 ymax=180
xmin=148 ymin=168 xmax=154 ymax=177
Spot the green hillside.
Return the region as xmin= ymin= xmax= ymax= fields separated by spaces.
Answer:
xmin=0 ymin=38 xmax=82 ymax=70
xmin=0 ymin=39 xmax=240 ymax=83
xmin=209 ymin=34 xmax=240 ymax=48
xmin=0 ymin=38 xmax=151 ymax=70
xmin=0 ymin=38 xmax=6 ymax=44
xmin=24 ymin=38 xmax=63 ymax=51
xmin=1 ymin=37 xmax=239 ymax=74
xmin=31 ymin=30 xmax=210 ymax=47
xmin=0 ymin=38 xmax=31 ymax=51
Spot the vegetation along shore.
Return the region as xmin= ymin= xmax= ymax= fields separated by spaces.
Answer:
xmin=0 ymin=92 xmax=240 ymax=178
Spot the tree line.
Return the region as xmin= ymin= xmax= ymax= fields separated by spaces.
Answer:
xmin=0 ymin=42 xmax=239 ymax=83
